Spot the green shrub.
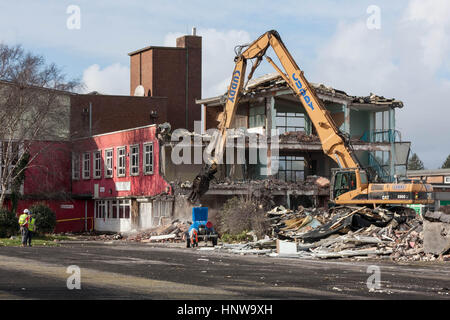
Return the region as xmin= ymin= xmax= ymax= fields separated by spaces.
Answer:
xmin=29 ymin=203 xmax=56 ymax=234
xmin=216 ymin=196 xmax=270 ymax=239
xmin=220 ymin=231 xmax=254 ymax=243
xmin=0 ymin=208 xmax=19 ymax=238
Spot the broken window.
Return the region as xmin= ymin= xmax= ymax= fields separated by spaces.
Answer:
xmin=152 ymin=199 xmax=172 ymax=226
xmin=277 ymin=156 xmax=305 ymax=182
xmin=374 ymin=110 xmax=391 ymax=142
xmin=249 ymin=105 xmax=265 ymax=128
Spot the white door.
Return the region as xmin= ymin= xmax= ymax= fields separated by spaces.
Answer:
xmin=139 ymin=202 xmax=152 ymax=230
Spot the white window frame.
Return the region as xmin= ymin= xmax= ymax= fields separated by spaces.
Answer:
xmin=105 ymin=148 xmax=113 ymax=178
xmin=72 ymin=153 xmax=80 ymax=180
xmin=143 ymin=142 xmax=154 ymax=175
xmin=111 ymin=200 xmax=119 ymax=219
xmin=82 ymin=152 xmax=90 ymax=179
xmin=93 ymin=150 xmax=101 ymax=179
xmin=117 ymin=146 xmax=126 ymax=177
xmin=95 ymin=200 xmax=108 ymax=219
xmin=119 ymin=199 xmax=131 ymax=219
xmin=130 ymin=144 xmax=139 ymax=176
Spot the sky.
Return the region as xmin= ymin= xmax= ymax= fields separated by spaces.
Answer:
xmin=0 ymin=0 xmax=449 ymax=169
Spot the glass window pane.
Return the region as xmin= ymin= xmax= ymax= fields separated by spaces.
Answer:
xmin=112 ymin=205 xmax=117 ymax=219
xmin=124 ymin=206 xmax=130 ymax=219
xmin=375 ymin=112 xmax=383 ymax=130
xmin=287 ymin=117 xmax=301 ymax=127
xmin=276 ymin=117 xmax=285 ymax=126
xmin=292 ymin=160 xmax=304 ymax=171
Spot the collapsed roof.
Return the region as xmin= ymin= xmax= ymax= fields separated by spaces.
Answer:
xmin=197 ymin=73 xmax=404 ymax=109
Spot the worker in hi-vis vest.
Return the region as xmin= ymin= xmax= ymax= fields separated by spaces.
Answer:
xmin=18 ymin=209 xmax=30 ymax=247
xmin=27 ymin=211 xmax=36 ymax=247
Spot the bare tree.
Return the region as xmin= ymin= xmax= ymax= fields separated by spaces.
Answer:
xmin=0 ymin=43 xmax=80 ymax=207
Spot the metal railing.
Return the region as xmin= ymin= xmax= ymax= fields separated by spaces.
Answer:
xmin=361 ymin=129 xmax=401 ymax=143
xmin=367 ymin=152 xmax=392 ymax=182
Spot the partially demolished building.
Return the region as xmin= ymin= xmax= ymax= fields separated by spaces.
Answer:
xmin=197 ymin=73 xmax=410 ymax=184
xmin=1 ymin=30 xmax=416 ymax=234
xmin=157 ymin=73 xmax=412 ymax=218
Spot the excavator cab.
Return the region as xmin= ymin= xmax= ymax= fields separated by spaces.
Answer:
xmin=333 ymin=170 xmax=357 ymax=198
xmin=331 ymin=169 xmax=368 ymax=201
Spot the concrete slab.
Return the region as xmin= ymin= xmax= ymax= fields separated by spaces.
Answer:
xmin=423 ymin=220 xmax=450 ymax=255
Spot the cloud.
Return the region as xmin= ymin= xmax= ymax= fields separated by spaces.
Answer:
xmin=312 ymin=0 xmax=450 ymax=169
xmin=164 ymin=28 xmax=251 ymax=98
xmin=314 ymin=21 xmax=398 ymax=95
xmin=403 ymin=0 xmax=450 ymax=72
xmin=82 ymin=63 xmax=129 ymax=95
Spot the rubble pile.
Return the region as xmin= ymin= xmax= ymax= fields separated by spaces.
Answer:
xmin=81 ymin=220 xmax=191 ymax=243
xmin=223 ymin=204 xmax=450 ymax=262
xmin=174 ymin=176 xmax=330 ymax=194
xmin=126 ymin=220 xmax=190 ymax=242
xmin=300 ymin=217 xmax=429 ymax=261
xmin=215 ymin=237 xmax=277 ymax=255
xmin=267 ymin=205 xmax=326 ymax=240
xmin=279 ymin=131 xmax=320 ymax=143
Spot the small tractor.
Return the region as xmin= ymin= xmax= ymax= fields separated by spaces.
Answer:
xmin=186 ymin=207 xmax=218 ymax=248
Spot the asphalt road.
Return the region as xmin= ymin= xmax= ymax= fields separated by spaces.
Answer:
xmin=0 ymin=242 xmax=449 ymax=300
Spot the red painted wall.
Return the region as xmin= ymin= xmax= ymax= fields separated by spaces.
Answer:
xmin=8 ymin=126 xmax=169 ymax=234
xmin=23 ymin=141 xmax=72 ymax=196
xmin=71 ymin=125 xmax=169 ymax=198
xmin=12 ymin=199 xmax=94 ymax=233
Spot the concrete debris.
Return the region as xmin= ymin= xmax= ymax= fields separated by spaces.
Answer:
xmin=423 ymin=211 xmax=450 ymax=224
xmin=218 ymin=204 xmax=450 ymax=261
xmin=352 ymin=94 xmax=404 ymax=108
xmin=315 ymin=177 xmax=330 ymax=188
xmin=423 ymin=220 xmax=450 ymax=255
xmin=267 ymin=205 xmax=326 ymax=240
xmin=241 ymin=72 xmax=404 ymax=109
xmin=214 ymin=237 xmax=276 ymax=255
xmin=126 ymin=220 xmax=190 ymax=242
xmin=82 ymin=220 xmax=191 ymax=243
xmin=279 ymin=131 xmax=320 ymax=143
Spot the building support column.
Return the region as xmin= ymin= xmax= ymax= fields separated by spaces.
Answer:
xmin=343 ymin=102 xmax=350 ymax=135
xmin=389 ymin=107 xmax=396 ymax=181
xmin=265 ymin=97 xmax=275 ymax=177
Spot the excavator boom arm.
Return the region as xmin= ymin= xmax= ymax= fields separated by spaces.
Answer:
xmin=219 ymin=30 xmax=359 ymax=168
xmin=189 ymin=30 xmax=360 ymax=203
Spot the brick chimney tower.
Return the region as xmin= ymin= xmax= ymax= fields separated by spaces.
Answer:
xmin=129 ymin=29 xmax=202 ymax=131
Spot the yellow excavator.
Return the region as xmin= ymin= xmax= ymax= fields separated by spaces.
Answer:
xmin=189 ymin=30 xmax=433 ymax=208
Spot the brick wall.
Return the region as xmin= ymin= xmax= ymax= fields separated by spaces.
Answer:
xmin=70 ymin=94 xmax=168 ymax=139
xmin=129 ymin=34 xmax=202 ymax=131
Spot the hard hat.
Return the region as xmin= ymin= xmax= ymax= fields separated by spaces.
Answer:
xmin=23 ymin=209 xmax=30 ymax=214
